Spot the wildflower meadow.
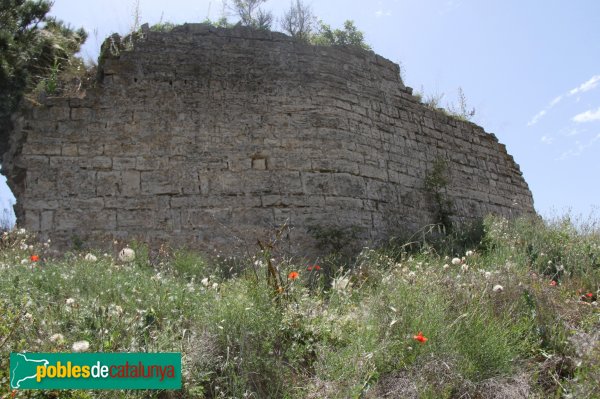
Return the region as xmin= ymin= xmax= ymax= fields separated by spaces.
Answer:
xmin=0 ymin=215 xmax=598 ymax=398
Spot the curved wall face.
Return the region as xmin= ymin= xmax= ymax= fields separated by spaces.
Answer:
xmin=2 ymin=24 xmax=534 ymax=253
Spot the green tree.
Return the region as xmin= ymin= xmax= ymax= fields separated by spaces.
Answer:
xmin=280 ymin=0 xmax=315 ymax=42
xmin=310 ymin=20 xmax=370 ymax=50
xmin=0 ymin=0 xmax=87 ymax=154
xmin=230 ymin=0 xmax=273 ymax=30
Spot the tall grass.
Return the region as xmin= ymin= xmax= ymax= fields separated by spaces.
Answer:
xmin=0 ymin=214 xmax=598 ymax=398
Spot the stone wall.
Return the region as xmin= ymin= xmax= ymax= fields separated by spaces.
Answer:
xmin=2 ymin=24 xmax=535 ymax=254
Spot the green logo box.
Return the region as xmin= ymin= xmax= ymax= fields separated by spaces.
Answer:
xmin=10 ymin=352 xmax=181 ymax=390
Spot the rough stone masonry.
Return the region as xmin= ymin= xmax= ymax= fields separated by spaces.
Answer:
xmin=2 ymin=24 xmax=535 ymax=254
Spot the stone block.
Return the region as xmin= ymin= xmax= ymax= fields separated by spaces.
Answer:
xmin=231 ymin=208 xmax=274 ymax=225
xmin=302 ymin=172 xmax=333 ymax=195
xmin=40 ymin=211 xmax=54 ymax=231
xmin=97 ymin=171 xmax=121 ymax=196
xmin=90 ymin=156 xmax=112 ymax=169
xmin=325 ymin=196 xmax=363 ymax=209
xmin=121 ymin=171 xmax=141 ymax=196
xmin=183 ymin=208 xmax=232 ymax=228
xmin=55 ymin=209 xmax=116 ymax=230
xmin=117 ymin=209 xmax=155 ymax=228
xmin=63 ymin=198 xmax=104 ymax=208
xmin=25 ymin=199 xmax=59 ymax=210
xmin=286 ymin=156 xmax=312 ymax=171
xmin=136 ymin=156 xmax=161 ymax=171
xmin=104 ymin=197 xmax=155 ymax=209
xmin=22 ymin=143 xmax=62 ymax=156
xmin=47 ymin=107 xmax=71 ymax=121
xmin=332 ymin=173 xmax=366 ymax=198
xmin=61 ymin=144 xmax=78 ymax=156
xmin=141 ymin=170 xmax=179 ymax=195
xmin=57 ymin=170 xmax=96 ymax=198
xmin=16 ymin=155 xmax=49 ymax=169
xmin=70 ymin=107 xmax=93 ymax=121
xmin=78 ymin=143 xmax=104 ymax=156
xmin=113 ymin=157 xmax=137 ymax=170
xmin=24 ymin=210 xmax=40 ymax=230
xmin=359 ymin=164 xmax=388 ymax=181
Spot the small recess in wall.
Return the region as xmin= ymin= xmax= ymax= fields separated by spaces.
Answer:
xmin=251 ymin=156 xmax=267 ymax=170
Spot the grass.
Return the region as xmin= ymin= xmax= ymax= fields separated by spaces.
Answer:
xmin=0 ymin=215 xmax=599 ymax=398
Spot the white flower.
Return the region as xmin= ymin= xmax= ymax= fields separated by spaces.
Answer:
xmin=451 ymin=257 xmax=462 ymax=265
xmin=332 ymin=276 xmax=350 ymax=292
xmin=461 ymin=264 xmax=469 ymax=272
xmin=19 ymin=242 xmax=28 ymax=250
xmin=492 ymin=284 xmax=504 ymax=293
xmin=17 ymin=228 xmax=26 ymax=235
xmin=50 ymin=333 xmax=64 ymax=343
xmin=84 ymin=253 xmax=98 ymax=262
xmin=212 ymin=282 xmax=219 ymax=290
xmin=65 ymin=298 xmax=75 ymax=305
xmin=20 ymin=259 xmax=29 ymax=265
xmin=118 ymin=248 xmax=135 ymax=262
xmin=466 ymin=250 xmax=474 ymax=257
xmin=484 ymin=271 xmax=492 ymax=279
xmin=108 ymin=304 xmax=123 ymax=316
xmin=201 ymin=277 xmax=209 ymax=287
xmin=72 ymin=340 xmax=90 ymax=352
xmin=442 ymin=264 xmax=450 ymax=270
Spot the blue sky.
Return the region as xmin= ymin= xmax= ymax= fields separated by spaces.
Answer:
xmin=2 ymin=0 xmax=599 ymax=222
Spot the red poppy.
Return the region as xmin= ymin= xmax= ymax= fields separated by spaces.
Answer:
xmin=288 ymin=271 xmax=299 ymax=280
xmin=30 ymin=255 xmax=40 ymax=262
xmin=307 ymin=264 xmax=321 ymax=271
xmin=550 ymin=280 xmax=557 ymax=286
xmin=586 ymin=292 xmax=593 ymax=298
xmin=413 ymin=332 xmax=428 ymax=343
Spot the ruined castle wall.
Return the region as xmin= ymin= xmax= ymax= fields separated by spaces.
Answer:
xmin=2 ymin=24 xmax=534 ymax=253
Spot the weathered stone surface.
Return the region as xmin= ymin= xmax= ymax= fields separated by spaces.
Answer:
xmin=2 ymin=25 xmax=535 ymax=253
